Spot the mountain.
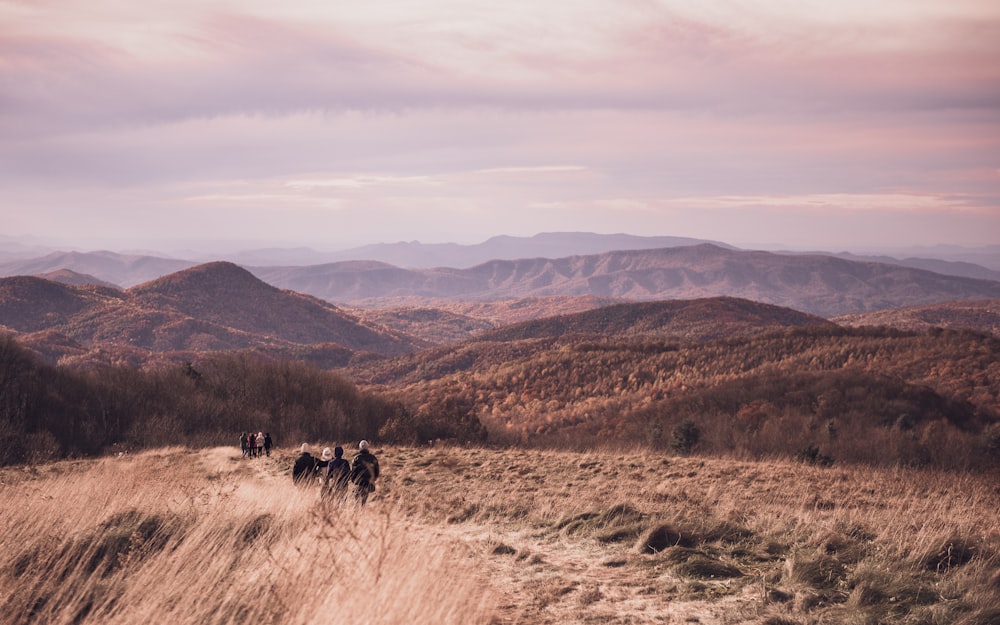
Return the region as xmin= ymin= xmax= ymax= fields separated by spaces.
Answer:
xmin=0 ymin=235 xmax=53 ymax=261
xmin=254 ymin=245 xmax=1000 ymax=317
xmin=0 ymin=276 xmax=119 ymax=333
xmin=315 ymin=232 xmax=733 ymax=269
xmin=0 ymin=262 xmax=424 ymax=366
xmin=834 ymin=299 xmax=1000 ymax=336
xmin=129 ymin=262 xmax=423 ymax=353
xmin=824 ymin=253 xmax=1000 ymax=282
xmin=37 ymin=268 xmax=119 ymax=289
xmin=0 ymin=250 xmax=196 ymax=287
xmin=869 ymin=244 xmax=1000 ymax=272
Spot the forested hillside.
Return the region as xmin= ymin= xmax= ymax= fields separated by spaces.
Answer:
xmin=0 ymin=334 xmax=488 ymax=465
xmin=346 ymin=325 xmax=1000 ymax=468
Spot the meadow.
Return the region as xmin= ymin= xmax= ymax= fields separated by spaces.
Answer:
xmin=1 ymin=444 xmax=998 ymax=625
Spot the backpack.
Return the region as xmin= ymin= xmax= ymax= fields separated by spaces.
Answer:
xmin=351 ymin=454 xmax=373 ymax=485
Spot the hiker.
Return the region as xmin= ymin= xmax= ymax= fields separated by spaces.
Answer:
xmin=256 ymin=432 xmax=265 ymax=458
xmin=240 ymin=432 xmax=249 ymax=458
xmin=263 ymin=433 xmax=273 ymax=457
xmin=292 ymin=443 xmax=318 ymax=484
xmin=350 ymin=440 xmax=380 ymax=504
xmin=248 ymin=432 xmax=257 ymax=458
xmin=324 ymin=446 xmax=352 ymax=498
xmin=317 ymin=447 xmax=333 ymax=484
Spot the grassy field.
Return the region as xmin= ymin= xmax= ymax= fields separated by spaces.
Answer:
xmin=2 ymin=444 xmax=998 ymax=625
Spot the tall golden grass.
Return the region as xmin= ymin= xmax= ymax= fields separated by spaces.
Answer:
xmin=3 ymin=444 xmax=999 ymax=625
xmin=0 ymin=447 xmax=494 ymax=625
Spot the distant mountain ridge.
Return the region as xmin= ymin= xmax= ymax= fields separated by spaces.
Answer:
xmin=254 ymin=245 xmax=1000 ymax=317
xmin=308 ymin=232 xmax=735 ymax=269
xmin=0 ymin=250 xmax=196 ymax=287
xmin=3 ymin=232 xmax=1000 ymax=294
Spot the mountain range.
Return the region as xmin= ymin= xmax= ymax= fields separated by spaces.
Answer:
xmin=3 ymin=233 xmax=1000 ymax=289
xmin=250 ymin=244 xmax=1000 ymax=317
xmin=3 ymin=230 xmax=1000 ymax=367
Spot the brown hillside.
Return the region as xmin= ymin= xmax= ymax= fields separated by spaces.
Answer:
xmin=0 ymin=264 xmax=425 ymax=365
xmin=0 ymin=276 xmax=120 ymax=332
xmin=479 ymin=297 xmax=835 ymax=343
xmin=346 ymin=298 xmax=835 ymax=386
xmin=346 ymin=323 xmax=1000 ymax=467
xmin=352 ymin=307 xmax=496 ymax=346
xmin=37 ymin=268 xmax=118 ymax=289
xmin=834 ymin=299 xmax=1000 ymax=336
xmin=128 ymin=262 xmax=423 ymax=355
xmin=350 ymin=295 xmax=627 ymax=346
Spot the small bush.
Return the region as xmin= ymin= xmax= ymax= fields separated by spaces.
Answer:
xmin=795 ymin=444 xmax=834 ymax=466
xmin=671 ymin=420 xmax=701 ymax=454
xmin=675 ymin=556 xmax=743 ymax=579
xmin=635 ymin=524 xmax=696 ymax=553
xmin=921 ymin=536 xmax=982 ymax=572
xmin=784 ymin=554 xmax=847 ymax=589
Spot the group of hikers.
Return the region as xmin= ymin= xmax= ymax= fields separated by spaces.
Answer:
xmin=239 ymin=431 xmax=272 ymax=458
xmin=293 ymin=440 xmax=380 ymax=504
xmin=237 ymin=432 xmax=379 ymax=504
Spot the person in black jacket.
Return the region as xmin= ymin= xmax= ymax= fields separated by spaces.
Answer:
xmin=350 ymin=440 xmax=380 ymax=504
xmin=292 ymin=443 xmax=317 ymax=484
xmin=324 ymin=446 xmax=352 ymax=499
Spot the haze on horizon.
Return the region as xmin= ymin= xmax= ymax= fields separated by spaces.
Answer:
xmin=2 ymin=0 xmax=999 ymax=255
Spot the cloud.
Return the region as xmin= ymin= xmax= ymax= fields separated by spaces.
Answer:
xmin=667 ymin=193 xmax=988 ymax=214
xmin=285 ymin=175 xmax=439 ymax=190
xmin=474 ymin=166 xmax=588 ymax=175
xmin=0 ymin=0 xmax=997 ymax=250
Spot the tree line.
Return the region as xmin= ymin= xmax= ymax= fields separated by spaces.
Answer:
xmin=0 ymin=336 xmax=485 ymax=465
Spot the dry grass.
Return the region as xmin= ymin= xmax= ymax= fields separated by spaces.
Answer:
xmin=3 ymin=445 xmax=999 ymax=625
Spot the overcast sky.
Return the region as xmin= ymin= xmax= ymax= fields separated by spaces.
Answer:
xmin=2 ymin=0 xmax=999 ymax=254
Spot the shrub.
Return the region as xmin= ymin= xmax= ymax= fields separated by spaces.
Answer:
xmin=671 ymin=420 xmax=701 ymax=454
xmin=795 ymin=444 xmax=833 ymax=466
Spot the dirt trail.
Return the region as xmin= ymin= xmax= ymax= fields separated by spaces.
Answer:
xmin=196 ymin=446 xmax=755 ymax=625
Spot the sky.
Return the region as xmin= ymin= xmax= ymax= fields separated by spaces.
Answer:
xmin=2 ymin=0 xmax=999 ymax=255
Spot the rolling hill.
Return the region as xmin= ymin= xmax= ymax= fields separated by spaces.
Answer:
xmin=0 ymin=262 xmax=423 ymax=366
xmin=833 ymin=299 xmax=1000 ymax=336
xmin=342 ymin=303 xmax=999 ymax=466
xmin=476 ymin=297 xmax=836 ymax=343
xmin=343 ymin=297 xmax=837 ymax=387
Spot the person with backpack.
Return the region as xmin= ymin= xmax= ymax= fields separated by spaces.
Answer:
xmin=292 ymin=443 xmax=318 ymax=484
xmin=324 ymin=446 xmax=352 ymax=499
xmin=350 ymin=440 xmax=380 ymax=504
xmin=263 ymin=433 xmax=273 ymax=457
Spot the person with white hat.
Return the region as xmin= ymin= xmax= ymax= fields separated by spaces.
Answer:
xmin=292 ymin=443 xmax=317 ymax=484
xmin=316 ymin=447 xmax=334 ymax=485
xmin=350 ymin=440 xmax=380 ymax=504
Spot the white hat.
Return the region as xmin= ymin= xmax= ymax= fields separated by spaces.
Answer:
xmin=359 ymin=440 xmax=369 ymax=451
xmin=300 ymin=443 xmax=310 ymax=454
xmin=321 ymin=447 xmax=333 ymax=461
